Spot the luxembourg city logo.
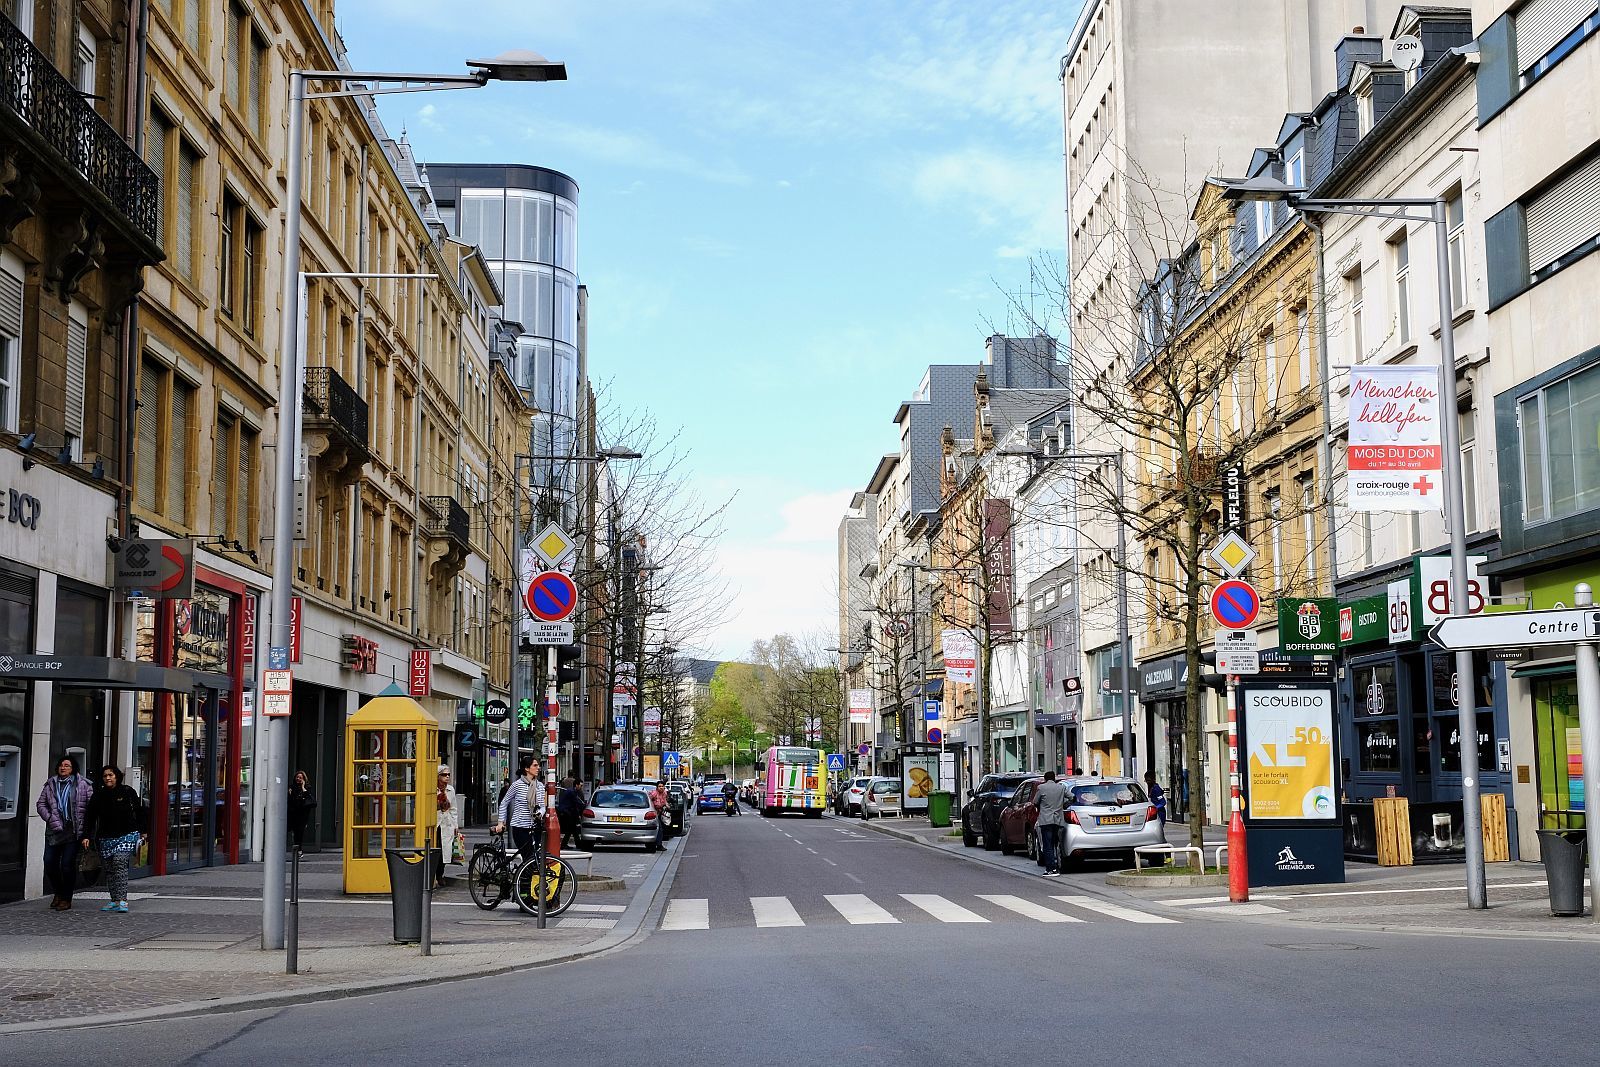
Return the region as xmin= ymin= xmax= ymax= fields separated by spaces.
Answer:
xmin=1297 ymin=601 xmax=1322 ymax=641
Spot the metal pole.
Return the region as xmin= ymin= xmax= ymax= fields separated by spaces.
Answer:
xmin=1115 ymin=457 xmax=1136 ymax=781
xmin=1572 ymin=584 xmax=1600 ymax=921
xmin=545 ymin=646 xmax=561 ymax=858
xmin=1431 ymin=197 xmax=1486 ymax=909
xmin=420 ymin=845 xmax=433 ymax=955
xmin=1227 ymin=675 xmax=1248 ymax=902
xmin=1307 ymin=216 xmax=1339 ymax=592
xmin=510 ymin=458 xmax=521 ymax=780
xmin=263 ymin=70 xmax=306 ymax=952
xmin=535 ymin=830 xmax=547 ymax=930
xmin=286 ymin=846 xmax=300 ymax=974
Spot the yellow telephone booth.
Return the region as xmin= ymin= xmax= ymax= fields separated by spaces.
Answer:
xmin=344 ymin=686 xmax=439 ymax=894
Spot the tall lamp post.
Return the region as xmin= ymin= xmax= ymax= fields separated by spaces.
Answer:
xmin=262 ymin=51 xmax=566 ymax=952
xmin=1216 ymin=175 xmax=1486 ymax=910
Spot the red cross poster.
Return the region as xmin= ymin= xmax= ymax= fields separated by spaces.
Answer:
xmin=1347 ymin=364 xmax=1443 ymax=512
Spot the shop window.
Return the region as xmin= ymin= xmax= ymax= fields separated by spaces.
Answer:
xmin=0 ymin=565 xmax=33 ymax=655
xmin=1354 ymin=661 xmax=1400 ymax=774
xmin=1431 ymin=652 xmax=1496 ymax=774
xmin=1517 ymin=360 xmax=1600 ymax=524
xmin=1533 ymin=676 xmax=1582 ymax=828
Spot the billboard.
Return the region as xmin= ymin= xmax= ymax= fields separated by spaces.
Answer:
xmin=1347 ymin=364 xmax=1442 ymax=511
xmin=942 ymin=629 xmax=977 ymax=684
xmin=983 ymin=498 xmax=1016 ymax=638
xmin=847 ymin=688 xmax=873 ymax=724
xmin=1244 ymin=685 xmax=1337 ymax=821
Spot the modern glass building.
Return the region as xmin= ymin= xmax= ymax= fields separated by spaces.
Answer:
xmin=426 ymin=164 xmax=580 ymax=505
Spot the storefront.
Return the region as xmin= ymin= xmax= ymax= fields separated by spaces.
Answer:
xmin=988 ymin=707 xmax=1028 ymax=772
xmin=1139 ymin=652 xmax=1191 ymax=821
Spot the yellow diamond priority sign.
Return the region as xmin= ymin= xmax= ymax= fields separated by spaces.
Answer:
xmin=1210 ymin=531 xmax=1256 ymax=577
xmin=532 ymin=523 xmax=578 ymax=568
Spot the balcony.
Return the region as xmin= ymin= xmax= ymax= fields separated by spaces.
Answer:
xmin=0 ymin=13 xmax=162 ymax=293
xmin=424 ymin=494 xmax=471 ymax=581
xmin=302 ymin=367 xmax=371 ymax=484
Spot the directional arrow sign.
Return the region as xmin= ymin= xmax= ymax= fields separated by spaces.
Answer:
xmin=1431 ymin=608 xmax=1600 ymax=650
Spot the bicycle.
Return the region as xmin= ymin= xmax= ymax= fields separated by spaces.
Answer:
xmin=467 ymin=830 xmax=577 ymax=917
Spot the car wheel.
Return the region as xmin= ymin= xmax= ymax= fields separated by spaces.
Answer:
xmin=1026 ymin=830 xmax=1037 ymax=863
xmin=961 ymin=821 xmax=977 ymax=848
xmin=999 ymin=829 xmax=1015 ymax=855
xmin=982 ymin=820 xmax=1000 ymax=851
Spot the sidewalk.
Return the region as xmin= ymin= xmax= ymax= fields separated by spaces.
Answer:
xmin=0 ymin=829 xmax=682 ymax=1032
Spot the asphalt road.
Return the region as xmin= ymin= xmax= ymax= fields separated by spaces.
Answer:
xmin=8 ymin=805 xmax=1598 ymax=1066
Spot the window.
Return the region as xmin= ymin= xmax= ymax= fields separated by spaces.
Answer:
xmin=134 ymin=359 xmax=195 ymax=523
xmin=219 ymin=191 xmax=262 ymax=334
xmin=1392 ymin=232 xmax=1411 ymax=343
xmin=1516 ymin=0 xmax=1600 ymax=77
xmin=1268 ymin=491 xmax=1283 ymax=590
xmin=1296 ymin=306 xmax=1312 ymax=390
xmin=1526 ymin=151 xmax=1600 ymax=278
xmin=0 ymin=258 xmax=20 ymax=432
xmin=224 ymin=3 xmax=241 ymax=111
xmin=148 ymin=108 xmax=201 ymax=280
xmin=1460 ymin=407 xmax=1479 ymax=532
xmin=210 ymin=408 xmax=258 ymax=548
xmin=1446 ymin=191 xmax=1466 ymax=309
xmin=1255 ymin=200 xmax=1272 ymax=248
xmin=1518 ymin=362 xmax=1600 ymax=524
xmin=1230 ymin=364 xmax=1243 ymax=433
xmin=3 ymin=0 xmax=34 ymax=40
xmin=1286 ymin=150 xmax=1304 ymax=189
xmin=1300 ymin=477 xmax=1317 ymax=585
xmin=1346 ymin=268 xmax=1364 ymax=366
xmin=72 ymin=23 xmax=96 ymax=95
xmin=65 ymin=303 xmax=87 ymax=461
xmin=1263 ymin=328 xmax=1279 ymax=410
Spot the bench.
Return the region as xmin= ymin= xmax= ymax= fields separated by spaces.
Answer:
xmin=1133 ymin=843 xmax=1205 ymax=872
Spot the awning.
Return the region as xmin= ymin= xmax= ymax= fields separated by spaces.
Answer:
xmin=1082 ymin=717 xmax=1124 ymax=744
xmin=0 ymin=653 xmax=230 ymax=692
xmin=1509 ymin=656 xmax=1576 ymax=679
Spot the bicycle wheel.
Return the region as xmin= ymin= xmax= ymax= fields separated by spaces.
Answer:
xmin=467 ymin=847 xmax=508 ymax=911
xmin=513 ymin=855 xmax=578 ymax=917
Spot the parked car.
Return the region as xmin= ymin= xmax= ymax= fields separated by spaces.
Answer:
xmin=996 ymin=776 xmax=1045 ymax=857
xmin=862 ymin=776 xmax=902 ymax=818
xmin=1057 ymin=776 xmax=1162 ymax=867
xmin=836 ymin=776 xmax=873 ymax=816
xmin=579 ymin=785 xmax=663 ymax=852
xmin=960 ymin=773 xmax=1038 ymax=849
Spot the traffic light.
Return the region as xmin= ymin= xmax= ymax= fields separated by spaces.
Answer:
xmin=556 ymin=644 xmax=582 ymax=688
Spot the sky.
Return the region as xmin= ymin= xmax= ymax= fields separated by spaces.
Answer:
xmin=340 ymin=0 xmax=1084 ymax=660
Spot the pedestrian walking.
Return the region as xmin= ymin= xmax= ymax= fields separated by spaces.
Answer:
xmin=1034 ymin=770 xmax=1069 ymax=877
xmin=556 ymin=777 xmax=584 ymax=849
xmin=1144 ymin=771 xmax=1167 ymax=838
xmin=81 ymin=765 xmax=146 ymax=913
xmin=287 ymin=770 xmax=316 ymax=851
xmin=435 ymin=765 xmax=458 ymax=886
xmin=35 ymin=755 xmax=93 ymax=910
xmin=493 ymin=756 xmax=548 ymax=859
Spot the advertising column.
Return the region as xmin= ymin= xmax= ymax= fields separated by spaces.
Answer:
xmin=1239 ymin=680 xmax=1345 ymax=886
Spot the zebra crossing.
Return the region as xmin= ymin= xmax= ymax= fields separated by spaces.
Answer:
xmin=658 ymin=892 xmax=1180 ymax=931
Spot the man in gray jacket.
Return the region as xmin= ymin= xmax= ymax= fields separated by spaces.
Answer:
xmin=1034 ymin=770 xmax=1069 ymax=876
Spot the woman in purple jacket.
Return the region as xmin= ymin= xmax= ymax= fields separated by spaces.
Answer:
xmin=35 ymin=755 xmax=93 ymax=910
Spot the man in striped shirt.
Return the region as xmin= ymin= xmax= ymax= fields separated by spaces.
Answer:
xmin=494 ymin=755 xmax=548 ymax=859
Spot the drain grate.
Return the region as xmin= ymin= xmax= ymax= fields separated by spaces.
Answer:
xmin=11 ymin=992 xmax=56 ymax=1002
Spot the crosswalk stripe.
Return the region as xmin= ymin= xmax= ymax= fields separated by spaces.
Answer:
xmin=1050 ymin=894 xmax=1180 ymax=924
xmin=825 ymin=893 xmax=900 ymax=924
xmin=976 ymin=894 xmax=1085 ymax=923
xmin=901 ymin=894 xmax=989 ymax=923
xmin=751 ymin=896 xmax=805 ymax=927
xmin=661 ymin=899 xmax=709 ymax=930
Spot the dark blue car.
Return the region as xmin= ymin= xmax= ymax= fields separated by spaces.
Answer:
xmin=696 ymin=788 xmax=725 ymax=814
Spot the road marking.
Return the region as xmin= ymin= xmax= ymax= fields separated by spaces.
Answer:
xmin=1251 ymin=879 xmax=1564 ymax=901
xmin=751 ymin=896 xmax=805 ymax=927
xmin=1154 ymin=895 xmax=1233 ymax=907
xmin=844 ymin=872 xmax=864 ymax=885
xmin=976 ymin=894 xmax=1085 ymax=923
xmin=825 ymin=894 xmax=900 ymax=924
xmin=901 ymin=894 xmax=989 ymax=923
xmin=661 ymin=899 xmax=710 ymax=930
xmin=805 ymin=848 xmax=818 ymax=854
xmin=1194 ymin=903 xmax=1284 ymax=915
xmin=568 ymin=903 xmax=627 ymax=914
xmin=1051 ymin=895 xmax=1180 ymax=924
xmin=823 ymin=859 xmax=839 ymax=867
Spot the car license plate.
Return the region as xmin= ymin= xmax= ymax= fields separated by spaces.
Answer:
xmin=606 ymin=815 xmax=633 ymax=824
xmin=1098 ymin=814 xmax=1131 ymax=825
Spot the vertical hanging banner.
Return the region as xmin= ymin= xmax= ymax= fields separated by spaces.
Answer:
xmin=848 ymin=688 xmax=874 ymax=724
xmin=983 ymin=498 xmax=1016 ymax=639
xmin=409 ymin=649 xmax=431 ymax=697
xmin=1347 ymin=364 xmax=1443 ymax=511
xmin=942 ymin=629 xmax=977 ymax=684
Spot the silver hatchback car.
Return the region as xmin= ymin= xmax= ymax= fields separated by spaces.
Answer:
xmin=1059 ymin=776 xmax=1162 ymax=866
xmin=579 ymin=785 xmax=663 ymax=852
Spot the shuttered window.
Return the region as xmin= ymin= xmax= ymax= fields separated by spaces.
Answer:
xmin=183 ymin=0 xmax=201 ymax=50
xmin=176 ymin=141 xmax=199 ymax=279
xmin=0 ymin=262 xmax=20 ymax=432
xmin=65 ymin=307 xmax=87 ymax=458
xmin=224 ymin=3 xmax=241 ymax=109
xmin=236 ymin=425 xmax=256 ymax=547
xmin=168 ymin=378 xmax=191 ymax=523
xmin=211 ymin=410 xmax=231 ymax=535
xmin=135 ymin=361 xmax=160 ymax=512
xmin=1526 ymin=151 xmax=1600 ymax=273
xmin=145 ymin=111 xmax=169 ymax=246
xmin=1516 ymin=0 xmax=1598 ymax=71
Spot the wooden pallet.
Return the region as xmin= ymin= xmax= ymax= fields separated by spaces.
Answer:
xmin=1481 ymin=792 xmax=1511 ymax=862
xmin=1374 ymin=796 xmax=1413 ymax=866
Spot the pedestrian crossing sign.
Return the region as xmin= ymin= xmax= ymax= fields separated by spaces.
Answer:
xmin=826 ymin=752 xmax=847 ymax=772
xmin=663 ymin=751 xmax=682 ymax=771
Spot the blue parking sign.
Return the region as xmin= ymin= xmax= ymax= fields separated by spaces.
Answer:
xmin=924 ymin=699 xmax=941 ymax=721
xmin=826 ymin=752 xmax=847 ymax=772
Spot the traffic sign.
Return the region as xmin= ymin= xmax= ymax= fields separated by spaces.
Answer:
xmin=927 ymin=727 xmax=944 ymax=744
xmin=1210 ymin=532 xmax=1257 ymax=577
xmin=614 ymin=713 xmax=628 ymax=730
xmin=826 ymin=752 xmax=847 ymax=773
xmin=262 ymin=669 xmax=292 ymax=694
xmin=662 ymin=751 xmax=682 ymax=771
xmin=1214 ymin=629 xmax=1260 ymax=653
xmin=267 ymin=646 xmax=289 ymax=671
xmin=923 ymin=699 xmax=941 ymax=721
xmin=262 ymin=692 xmax=292 ymax=718
xmin=1431 ymin=608 xmax=1600 ymax=650
xmin=531 ymin=523 xmax=578 ymax=568
xmin=857 ymin=742 xmax=870 ymax=756
xmin=1216 ymin=651 xmax=1260 ymax=674
xmin=1211 ymin=579 xmax=1261 ymax=629
xmin=525 ymin=570 xmax=578 ymax=622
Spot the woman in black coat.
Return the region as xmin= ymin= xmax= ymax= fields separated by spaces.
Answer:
xmin=81 ymin=765 xmax=146 ymax=913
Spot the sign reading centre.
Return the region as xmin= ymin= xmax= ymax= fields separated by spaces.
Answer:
xmin=1244 ymin=687 xmax=1337 ymax=821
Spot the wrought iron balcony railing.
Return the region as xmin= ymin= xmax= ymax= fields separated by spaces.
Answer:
xmin=425 ymin=495 xmax=471 ymax=546
xmin=0 ymin=13 xmax=160 ymax=242
xmin=302 ymin=367 xmax=369 ymax=449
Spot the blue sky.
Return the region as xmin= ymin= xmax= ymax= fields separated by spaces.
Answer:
xmin=341 ymin=0 xmax=1082 ymax=659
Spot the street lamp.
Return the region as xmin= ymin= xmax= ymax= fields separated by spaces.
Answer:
xmin=1214 ymin=174 xmax=1487 ymax=910
xmin=262 ymin=53 xmax=565 ymax=951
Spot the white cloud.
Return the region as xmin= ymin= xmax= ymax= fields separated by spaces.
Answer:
xmin=772 ymin=489 xmax=856 ymax=544
xmin=705 ymin=541 xmax=840 ymax=659
xmin=904 ymin=145 xmax=1063 ymax=255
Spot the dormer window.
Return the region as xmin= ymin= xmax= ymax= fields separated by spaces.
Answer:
xmin=1286 ymin=150 xmax=1304 ymax=189
xmin=1255 ymin=200 xmax=1273 ymax=248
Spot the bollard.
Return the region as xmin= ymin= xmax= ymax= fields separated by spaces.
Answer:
xmin=286 ymin=846 xmax=300 ymax=975
xmin=420 ymin=846 xmax=432 ymax=956
xmin=536 ymin=836 xmax=547 ymax=929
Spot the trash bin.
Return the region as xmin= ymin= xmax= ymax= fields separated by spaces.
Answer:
xmin=928 ymin=790 xmax=953 ymax=828
xmin=1536 ymin=829 xmax=1587 ymax=917
xmin=384 ymin=848 xmax=429 ymax=942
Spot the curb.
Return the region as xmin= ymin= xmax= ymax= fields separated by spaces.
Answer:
xmin=0 ymin=832 xmax=689 ymax=1036
xmin=1105 ymin=871 xmax=1228 ymax=888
